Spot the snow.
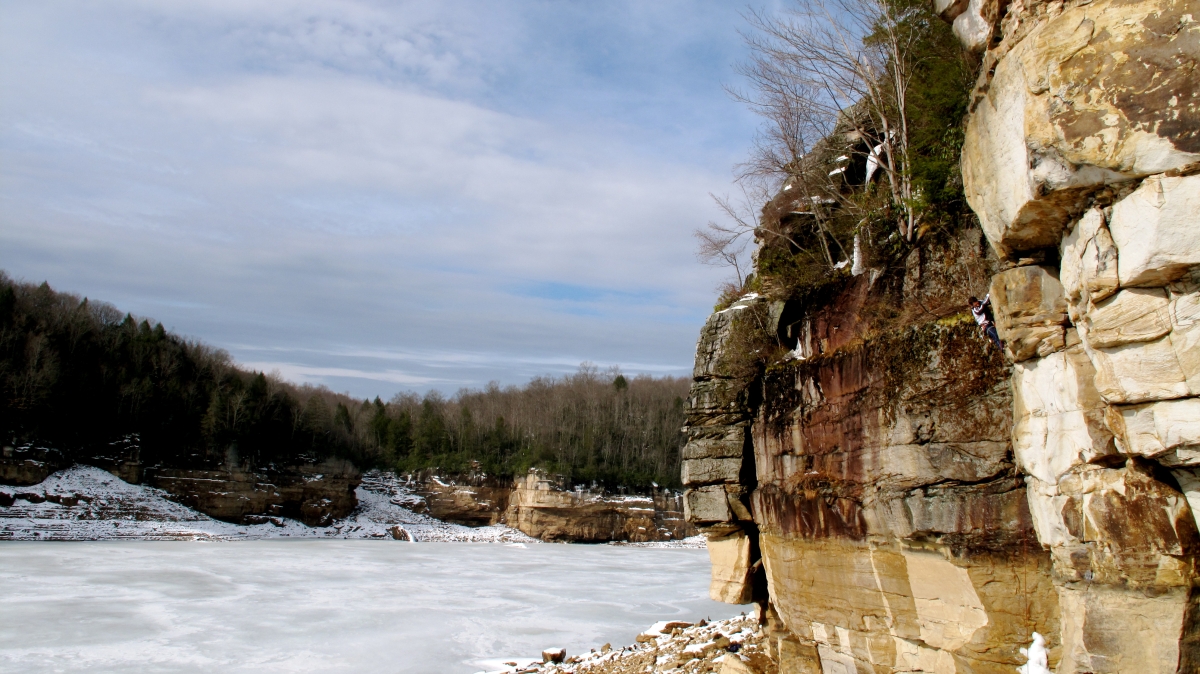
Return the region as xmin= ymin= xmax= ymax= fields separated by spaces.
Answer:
xmin=0 ymin=466 xmax=536 ymax=543
xmin=1017 ymin=632 xmax=1050 ymax=674
xmin=865 ymin=143 xmax=884 ymax=183
xmin=828 ymin=166 xmax=846 ymax=176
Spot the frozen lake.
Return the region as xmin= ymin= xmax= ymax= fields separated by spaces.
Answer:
xmin=0 ymin=541 xmax=739 ymax=673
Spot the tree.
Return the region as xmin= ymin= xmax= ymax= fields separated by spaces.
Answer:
xmin=700 ymin=0 xmax=971 ymax=285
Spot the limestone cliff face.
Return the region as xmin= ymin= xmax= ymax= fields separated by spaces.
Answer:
xmin=415 ymin=469 xmax=694 ymax=543
xmin=684 ymin=1 xmax=1199 ymax=672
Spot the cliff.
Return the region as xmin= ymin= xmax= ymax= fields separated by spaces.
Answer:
xmin=684 ymin=1 xmax=1200 ymax=672
xmin=1 ymin=439 xmax=360 ymax=527
xmin=415 ymin=468 xmax=695 ymax=543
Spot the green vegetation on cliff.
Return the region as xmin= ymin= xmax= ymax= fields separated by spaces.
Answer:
xmin=0 ymin=273 xmax=689 ymax=489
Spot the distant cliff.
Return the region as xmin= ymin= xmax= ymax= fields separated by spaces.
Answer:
xmin=414 ymin=467 xmax=695 ymax=543
xmin=684 ymin=0 xmax=1200 ymax=672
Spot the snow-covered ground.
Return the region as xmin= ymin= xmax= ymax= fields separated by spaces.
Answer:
xmin=0 ymin=466 xmax=537 ymax=543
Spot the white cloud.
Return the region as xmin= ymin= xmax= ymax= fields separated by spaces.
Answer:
xmin=0 ymin=0 xmax=757 ymax=398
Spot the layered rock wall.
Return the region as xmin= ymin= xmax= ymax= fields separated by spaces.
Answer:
xmin=684 ymin=0 xmax=1199 ymax=671
xmin=0 ymin=439 xmax=360 ymax=526
xmin=415 ymin=469 xmax=694 ymax=543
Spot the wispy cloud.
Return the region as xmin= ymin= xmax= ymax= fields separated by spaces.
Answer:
xmin=0 ymin=0 xmax=756 ymax=399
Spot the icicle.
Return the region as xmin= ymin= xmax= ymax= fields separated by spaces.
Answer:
xmin=851 ymin=234 xmax=864 ymax=277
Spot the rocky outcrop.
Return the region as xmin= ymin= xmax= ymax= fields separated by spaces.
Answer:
xmin=0 ymin=438 xmax=361 ymax=527
xmin=506 ymin=470 xmax=693 ymax=543
xmin=685 ymin=229 xmax=1058 ymax=672
xmin=411 ymin=468 xmax=694 ymax=543
xmin=0 ymin=444 xmax=70 ymax=485
xmin=413 ymin=470 xmax=511 ymax=526
xmin=144 ymin=460 xmax=360 ymax=527
xmin=959 ymin=1 xmax=1200 ymax=670
xmin=685 ymin=1 xmax=1200 ymax=671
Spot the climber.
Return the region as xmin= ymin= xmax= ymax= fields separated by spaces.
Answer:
xmin=969 ymin=295 xmax=1003 ymax=350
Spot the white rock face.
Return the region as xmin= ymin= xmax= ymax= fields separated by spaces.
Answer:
xmin=1081 ymin=288 xmax=1172 ymax=349
xmin=1012 ymin=346 xmax=1114 ymax=483
xmin=1108 ymin=398 xmax=1200 ymax=462
xmin=1060 ymin=208 xmax=1119 ymax=311
xmin=1087 ymin=332 xmax=1191 ymax=403
xmin=1109 ymin=174 xmax=1200 ymax=287
xmin=961 ymin=1 xmax=1200 ymax=669
xmin=961 ymin=0 xmax=1200 ymax=256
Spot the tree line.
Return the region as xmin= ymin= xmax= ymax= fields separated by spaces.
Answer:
xmin=0 ymin=273 xmax=690 ymax=489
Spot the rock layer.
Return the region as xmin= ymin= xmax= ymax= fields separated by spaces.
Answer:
xmin=0 ymin=440 xmax=361 ymax=527
xmin=414 ymin=469 xmax=694 ymax=543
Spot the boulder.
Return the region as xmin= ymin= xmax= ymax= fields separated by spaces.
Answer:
xmin=990 ymin=265 xmax=1069 ymax=361
xmin=961 ymin=0 xmax=1200 ymax=257
xmin=541 ymin=648 xmax=566 ymax=664
xmin=1109 ymin=173 xmax=1200 ymax=287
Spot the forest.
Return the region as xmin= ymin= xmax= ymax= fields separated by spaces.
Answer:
xmin=0 ymin=273 xmax=690 ymax=489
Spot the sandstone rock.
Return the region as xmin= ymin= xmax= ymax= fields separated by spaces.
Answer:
xmin=952 ymin=0 xmax=1000 ymax=51
xmin=1056 ymin=583 xmax=1191 ymax=674
xmin=505 ymin=470 xmax=693 ymax=543
xmin=758 ymin=535 xmax=1059 ymax=673
xmin=1051 ymin=462 xmax=1198 ymax=585
xmin=1105 ymin=398 xmax=1200 ymax=462
xmin=707 ymin=529 xmax=754 ymax=604
xmin=0 ymin=445 xmax=70 ymax=486
xmin=1109 ymin=173 xmax=1200 ymax=287
xmin=1011 ymin=346 xmax=1115 ymax=483
xmin=682 ymin=457 xmax=742 ymax=486
xmin=541 ymin=648 xmax=566 ymax=663
xmin=681 ymin=426 xmax=747 ymax=460
xmin=416 ymin=480 xmax=509 ymax=526
xmin=1080 ymin=287 xmax=1172 ymax=349
xmin=1087 ymin=332 xmax=1190 ymax=403
xmin=961 ymin=0 xmax=1200 ymax=257
xmin=1060 ymin=208 xmax=1120 ymax=309
xmin=148 ymin=459 xmax=360 ymax=526
xmin=685 ymin=485 xmax=732 ymax=525
xmin=1169 ymin=287 xmax=1200 ymax=393
xmin=990 ymin=265 xmax=1069 ymax=361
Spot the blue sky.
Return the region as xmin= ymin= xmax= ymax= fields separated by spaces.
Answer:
xmin=0 ymin=1 xmax=766 ymax=398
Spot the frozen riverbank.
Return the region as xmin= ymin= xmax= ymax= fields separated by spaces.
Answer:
xmin=0 ymin=540 xmax=736 ymax=673
xmin=0 ymin=466 xmax=704 ymax=546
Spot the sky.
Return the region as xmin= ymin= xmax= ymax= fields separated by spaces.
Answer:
xmin=0 ymin=0 xmax=766 ymax=400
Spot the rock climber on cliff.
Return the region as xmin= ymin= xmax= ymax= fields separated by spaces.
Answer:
xmin=969 ymin=295 xmax=1003 ymax=350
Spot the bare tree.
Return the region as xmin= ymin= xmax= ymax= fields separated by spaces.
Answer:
xmin=735 ymin=0 xmax=925 ymax=242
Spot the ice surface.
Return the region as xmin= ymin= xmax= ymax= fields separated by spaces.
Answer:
xmin=0 ymin=540 xmax=738 ymax=673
